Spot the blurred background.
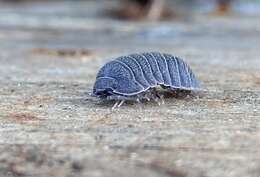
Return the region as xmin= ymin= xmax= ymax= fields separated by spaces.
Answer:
xmin=1 ymin=0 xmax=260 ymax=86
xmin=0 ymin=0 xmax=260 ymax=46
xmin=0 ymin=0 xmax=260 ymax=83
xmin=0 ymin=0 xmax=260 ymax=58
xmin=1 ymin=0 xmax=260 ymax=54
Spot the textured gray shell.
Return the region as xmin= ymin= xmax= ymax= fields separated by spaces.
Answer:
xmin=93 ymin=52 xmax=201 ymax=96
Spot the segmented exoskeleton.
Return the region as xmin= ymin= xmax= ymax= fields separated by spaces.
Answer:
xmin=92 ymin=52 xmax=202 ymax=109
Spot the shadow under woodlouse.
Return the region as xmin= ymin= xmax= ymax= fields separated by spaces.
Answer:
xmin=91 ymin=88 xmax=207 ymax=110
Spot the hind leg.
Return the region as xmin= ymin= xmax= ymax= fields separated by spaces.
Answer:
xmin=169 ymin=87 xmax=192 ymax=98
xmin=143 ymin=88 xmax=164 ymax=105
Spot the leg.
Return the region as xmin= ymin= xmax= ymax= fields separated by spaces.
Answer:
xmin=111 ymin=100 xmax=126 ymax=110
xmin=148 ymin=88 xmax=164 ymax=105
xmin=117 ymin=100 xmax=125 ymax=108
xmin=112 ymin=101 xmax=120 ymax=110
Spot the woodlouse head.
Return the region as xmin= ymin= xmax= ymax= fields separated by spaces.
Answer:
xmin=92 ymin=77 xmax=118 ymax=98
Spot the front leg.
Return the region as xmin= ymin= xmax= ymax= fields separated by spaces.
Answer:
xmin=106 ymin=94 xmax=147 ymax=110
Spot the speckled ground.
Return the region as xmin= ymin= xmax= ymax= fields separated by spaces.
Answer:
xmin=0 ymin=1 xmax=260 ymax=177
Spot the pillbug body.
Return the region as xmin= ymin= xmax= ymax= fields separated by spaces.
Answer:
xmin=92 ymin=52 xmax=202 ymax=108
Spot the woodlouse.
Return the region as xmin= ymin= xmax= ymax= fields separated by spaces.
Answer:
xmin=92 ymin=52 xmax=202 ymax=109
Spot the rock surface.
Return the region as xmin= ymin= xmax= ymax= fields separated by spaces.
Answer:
xmin=0 ymin=1 xmax=260 ymax=177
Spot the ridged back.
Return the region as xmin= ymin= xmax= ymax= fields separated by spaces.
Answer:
xmin=96 ymin=52 xmax=201 ymax=95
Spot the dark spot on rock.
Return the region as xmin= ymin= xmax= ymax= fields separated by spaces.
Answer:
xmin=149 ymin=160 xmax=187 ymax=177
xmin=128 ymin=124 xmax=134 ymax=128
xmin=37 ymin=83 xmax=45 ymax=87
xmin=62 ymin=107 xmax=72 ymax=110
xmin=23 ymin=100 xmax=30 ymax=105
xmin=25 ymin=149 xmax=45 ymax=166
xmin=58 ymin=159 xmax=66 ymax=165
xmin=95 ymin=135 xmax=104 ymax=142
xmin=71 ymin=161 xmax=84 ymax=172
